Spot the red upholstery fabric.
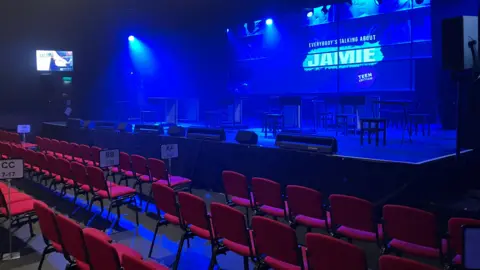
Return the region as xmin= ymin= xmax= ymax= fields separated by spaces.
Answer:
xmin=306 ymin=233 xmax=367 ymax=270
xmin=211 ymin=203 xmax=255 ymax=257
xmin=152 ymin=183 xmax=180 ymax=221
xmin=379 ymin=255 xmax=439 ymax=270
xmin=0 ymin=185 xmax=20 ymax=194
xmin=287 ymin=185 xmax=325 ymax=223
xmin=83 ymin=228 xmax=113 ymax=243
xmin=131 ymin=154 xmax=149 ymax=176
xmin=259 ymin=203 xmax=288 ymax=218
xmin=178 ymin=192 xmax=212 ymax=239
xmin=336 ymin=224 xmax=383 ymax=242
xmin=1 ymin=199 xmax=34 ymax=216
xmin=148 ymin=158 xmax=168 ymax=180
xmin=51 ymin=139 xmax=61 ymax=154
xmin=222 ymin=171 xmax=250 ymax=203
xmin=252 ymin=177 xmax=285 ymax=217
xmin=96 ymin=185 xmax=136 ymax=199
xmin=90 ymin=146 xmax=102 ymax=164
xmin=388 ymin=239 xmax=440 ymax=258
xmin=139 ymin=175 xmax=151 ymax=182
xmin=122 ymin=253 xmax=169 ymax=270
xmin=34 ymin=201 xmax=62 ymax=249
xmin=56 ymin=214 xmax=90 ymax=266
xmin=2 ymin=192 xmax=32 ymax=203
xmin=231 ymin=195 xmax=252 ymax=208
xmin=71 ymin=162 xmax=89 ymax=186
xmin=111 ymin=243 xmax=143 ymax=262
xmin=251 ymin=216 xmax=300 ymax=267
xmin=157 ymin=176 xmax=192 ymax=187
xmin=84 ymin=229 xmax=122 ymax=270
xmin=78 ymin=144 xmax=92 ymax=162
xmin=118 ymin=152 xmax=132 ymax=172
xmin=383 ymin=205 xmax=438 ymax=251
xmin=448 ymin=218 xmax=480 ymax=256
xmin=295 ymin=212 xmax=331 ymax=229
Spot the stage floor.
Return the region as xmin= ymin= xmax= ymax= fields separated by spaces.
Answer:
xmin=46 ymin=121 xmax=465 ymax=164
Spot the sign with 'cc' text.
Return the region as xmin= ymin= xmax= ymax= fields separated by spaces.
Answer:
xmin=0 ymin=159 xmax=24 ymax=180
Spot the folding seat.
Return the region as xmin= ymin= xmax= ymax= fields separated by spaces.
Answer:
xmin=251 ymin=216 xmax=305 ymax=269
xmin=70 ymin=143 xmax=83 ymax=162
xmin=110 ymin=151 xmax=132 ymax=184
xmin=210 ymin=202 xmax=255 ymax=269
xmin=78 ymin=144 xmax=94 ymax=166
xmin=70 ymin=162 xmax=93 ymax=205
xmin=129 ymin=154 xmax=150 ymax=204
xmin=0 ymin=142 xmax=12 ymax=159
xmin=305 ymin=232 xmax=367 ymax=270
xmin=444 ymin=217 xmax=480 ymax=267
xmin=90 ymin=146 xmax=101 ymax=167
xmin=383 ymin=205 xmax=443 ymax=262
xmin=252 ymin=177 xmax=287 ymax=220
xmin=379 ymin=255 xmax=439 ymax=270
xmin=287 ymin=185 xmax=329 ymax=232
xmin=222 ymin=171 xmax=254 ymax=220
xmin=59 ymin=141 xmax=74 ymax=160
xmin=43 ymin=138 xmax=55 ymax=156
xmin=329 ymin=194 xmax=382 ymax=246
xmin=123 ymin=253 xmax=169 ymax=270
xmin=148 ymin=183 xmax=182 ymax=257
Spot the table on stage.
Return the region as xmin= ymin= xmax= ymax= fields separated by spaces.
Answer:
xmin=372 ymin=99 xmax=413 ymax=142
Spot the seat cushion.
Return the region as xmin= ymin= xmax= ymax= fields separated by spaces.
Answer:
xmin=164 ymin=213 xmax=181 ymax=225
xmin=75 ymin=260 xmax=91 ymax=270
xmin=0 ymin=186 xmax=19 ymax=193
xmin=259 ymin=205 xmax=285 ymax=218
xmin=223 ymin=230 xmax=256 ymax=257
xmin=83 ymin=228 xmax=113 ymax=243
xmin=336 ymin=224 xmax=383 ymax=242
xmin=0 ymin=199 xmax=34 ymax=216
xmin=124 ymin=171 xmax=139 ymax=177
xmin=189 ymin=224 xmax=213 ymax=240
xmin=74 ymin=157 xmax=84 ymax=163
xmin=55 ymin=153 xmax=64 ymax=158
xmin=5 ymin=192 xmax=32 ymax=203
xmin=96 ymin=185 xmax=136 ymax=199
xmin=139 ymin=175 xmax=151 ymax=182
xmin=112 ymin=243 xmax=143 ymax=262
xmin=389 ymin=239 xmax=440 ymax=258
xmin=264 ymin=256 xmax=301 ymax=270
xmin=295 ymin=215 xmax=328 ymax=229
xmin=231 ymin=196 xmax=252 ymax=208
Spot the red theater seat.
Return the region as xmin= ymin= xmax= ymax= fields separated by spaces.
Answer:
xmin=379 ymin=255 xmax=438 ymax=270
xmin=222 ymin=171 xmax=254 ymax=217
xmin=287 ymin=185 xmax=329 ymax=231
xmin=444 ymin=217 xmax=480 ymax=266
xmin=123 ymin=253 xmax=169 ymax=270
xmin=252 ymin=177 xmax=287 ymax=220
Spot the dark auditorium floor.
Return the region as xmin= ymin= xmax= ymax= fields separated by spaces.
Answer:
xmin=0 ymin=175 xmax=442 ymax=270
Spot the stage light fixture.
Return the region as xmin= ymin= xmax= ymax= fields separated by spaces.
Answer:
xmin=265 ymin=18 xmax=273 ymax=26
xmin=321 ymin=6 xmax=328 ymax=14
xmin=128 ymin=35 xmax=135 ymax=42
xmin=226 ymin=28 xmax=230 ymax=33
xmin=346 ymin=0 xmax=353 ymax=5
xmin=375 ymin=0 xmax=383 ymax=4
xmin=415 ymin=0 xmax=424 ymax=4
xmin=307 ymin=11 xmax=313 ymax=18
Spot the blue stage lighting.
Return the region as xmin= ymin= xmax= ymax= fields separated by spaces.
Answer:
xmin=307 ymin=11 xmax=313 ymax=18
xmin=128 ymin=35 xmax=135 ymax=42
xmin=226 ymin=28 xmax=230 ymax=33
xmin=265 ymin=18 xmax=273 ymax=25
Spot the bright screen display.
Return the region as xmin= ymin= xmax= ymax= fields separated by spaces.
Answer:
xmin=231 ymin=0 xmax=431 ymax=94
xmin=36 ymin=50 xmax=74 ymax=72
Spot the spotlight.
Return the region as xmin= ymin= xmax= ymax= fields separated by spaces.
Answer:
xmin=415 ymin=0 xmax=424 ymax=4
xmin=321 ymin=6 xmax=328 ymax=14
xmin=307 ymin=11 xmax=313 ymax=18
xmin=128 ymin=35 xmax=135 ymax=42
xmin=226 ymin=28 xmax=230 ymax=33
xmin=265 ymin=18 xmax=273 ymax=26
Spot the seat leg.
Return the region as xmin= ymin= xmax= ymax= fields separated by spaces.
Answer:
xmin=28 ymin=215 xmax=34 ymax=237
xmin=132 ymin=197 xmax=139 ymax=226
xmin=38 ymin=246 xmax=51 ymax=270
xmin=245 ymin=206 xmax=249 ymax=221
xmin=107 ymin=203 xmax=113 ymax=222
xmin=148 ymin=222 xmax=161 ymax=258
xmin=243 ymin=256 xmax=249 ymax=270
xmin=173 ymin=234 xmax=187 ymax=270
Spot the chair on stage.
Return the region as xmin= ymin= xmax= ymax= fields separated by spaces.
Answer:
xmin=210 ymin=202 xmax=255 ymax=270
xmin=252 ymin=177 xmax=288 ymax=221
xmin=329 ymin=194 xmax=383 ymax=247
xmin=251 ymin=216 xmax=305 ymax=270
xmin=287 ymin=185 xmax=329 ymax=232
xmin=305 ymin=233 xmax=368 ymax=270
xmin=379 ymin=255 xmax=438 ymax=270
xmin=312 ymin=99 xmax=333 ymax=132
xmin=383 ymin=205 xmax=444 ymax=263
xmin=148 ymin=183 xmax=182 ymax=257
xmin=222 ymin=171 xmax=254 ymax=220
xmin=335 ymin=96 xmax=365 ymax=136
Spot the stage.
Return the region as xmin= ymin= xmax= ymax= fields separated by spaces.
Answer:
xmin=40 ymin=121 xmax=473 ymax=206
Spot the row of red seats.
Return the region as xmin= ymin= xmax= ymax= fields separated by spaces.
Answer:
xmin=0 ymin=130 xmax=21 ymax=144
xmin=34 ymin=200 xmax=167 ymax=270
xmin=0 ymin=181 xmax=36 ymax=238
xmin=149 ymin=182 xmax=438 ymax=270
xmin=221 ymin=171 xmax=479 ymax=269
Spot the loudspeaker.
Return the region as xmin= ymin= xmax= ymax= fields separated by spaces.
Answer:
xmin=168 ymin=126 xmax=186 ymax=137
xmin=275 ymin=133 xmax=337 ymax=154
xmin=235 ymin=130 xmax=258 ymax=144
xmin=94 ymin=121 xmax=116 ymax=130
xmin=117 ymin=122 xmax=132 ymax=132
xmin=187 ymin=127 xmax=226 ymax=141
xmin=442 ymin=16 xmax=479 ymax=71
xmin=134 ymin=124 xmax=164 ymax=134
xmin=67 ymin=118 xmax=84 ymax=129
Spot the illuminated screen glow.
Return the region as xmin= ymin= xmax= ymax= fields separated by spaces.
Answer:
xmin=36 ymin=50 xmax=74 ymax=72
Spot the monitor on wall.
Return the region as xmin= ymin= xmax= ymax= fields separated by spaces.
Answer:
xmin=36 ymin=50 xmax=73 ymax=72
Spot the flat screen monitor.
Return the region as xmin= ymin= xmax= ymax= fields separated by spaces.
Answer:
xmin=463 ymin=225 xmax=480 ymax=269
xmin=36 ymin=50 xmax=73 ymax=72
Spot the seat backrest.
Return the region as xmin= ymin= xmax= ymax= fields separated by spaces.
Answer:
xmin=329 ymin=194 xmax=375 ymax=232
xmin=152 ymin=183 xmax=178 ymax=217
xmin=287 ymin=185 xmax=324 ymax=220
xmin=148 ymin=158 xmax=167 ymax=180
xmin=86 ymin=166 xmax=108 ymax=191
xmin=56 ymin=158 xmax=72 ymax=179
xmin=222 ymin=171 xmax=249 ymax=200
xmin=90 ymin=146 xmax=102 ymax=163
xmin=0 ymin=142 xmax=12 ymax=157
xmin=379 ymin=255 xmax=438 ymax=270
xmin=306 ymin=233 xmax=367 ymax=270
xmin=42 ymin=138 xmax=52 ymax=152
xmin=34 ymin=201 xmax=62 ymax=247
xmin=11 ymin=133 xmax=21 ymax=144
xmin=83 ymin=229 xmax=121 ymax=270
xmin=46 ymin=154 xmax=57 ymax=170
xmin=70 ymin=143 xmax=80 ymax=158
xmin=10 ymin=144 xmax=21 ymax=158
xmin=35 ymin=136 xmax=43 ymax=149
xmin=211 ymin=202 xmax=251 ymax=248
xmin=51 ymin=139 xmax=61 ymax=153
xmin=131 ymin=154 xmax=148 ymax=175
xmin=56 ymin=214 xmax=89 ymax=266
xmin=178 ymin=192 xmax=210 ymax=231
xmin=36 ymin=152 xmax=49 ymax=169
xmin=78 ymin=144 xmax=92 ymax=160
xmin=448 ymin=217 xmax=480 ymax=255
xmin=252 ymin=177 xmax=283 ymax=209
xmin=59 ymin=141 xmax=72 ymax=155
xmin=383 ymin=205 xmax=437 ymax=248
xmin=123 ymin=253 xmax=167 ymax=270
xmin=252 ymin=216 xmax=299 ymax=266
xmin=71 ymin=161 xmax=88 ymax=186
xmin=119 ymin=152 xmax=131 ymax=171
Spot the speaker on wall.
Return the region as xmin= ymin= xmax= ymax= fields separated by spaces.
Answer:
xmin=187 ymin=127 xmax=226 ymax=141
xmin=168 ymin=126 xmax=186 ymax=137
xmin=275 ymin=133 xmax=338 ymax=154
xmin=442 ymin=16 xmax=479 ymax=72
xmin=235 ymin=130 xmax=258 ymax=144
xmin=117 ymin=122 xmax=133 ymax=132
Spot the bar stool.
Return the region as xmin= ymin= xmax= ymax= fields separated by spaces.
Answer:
xmin=263 ymin=113 xmax=283 ymax=138
xmin=360 ymin=118 xmax=387 ymax=146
